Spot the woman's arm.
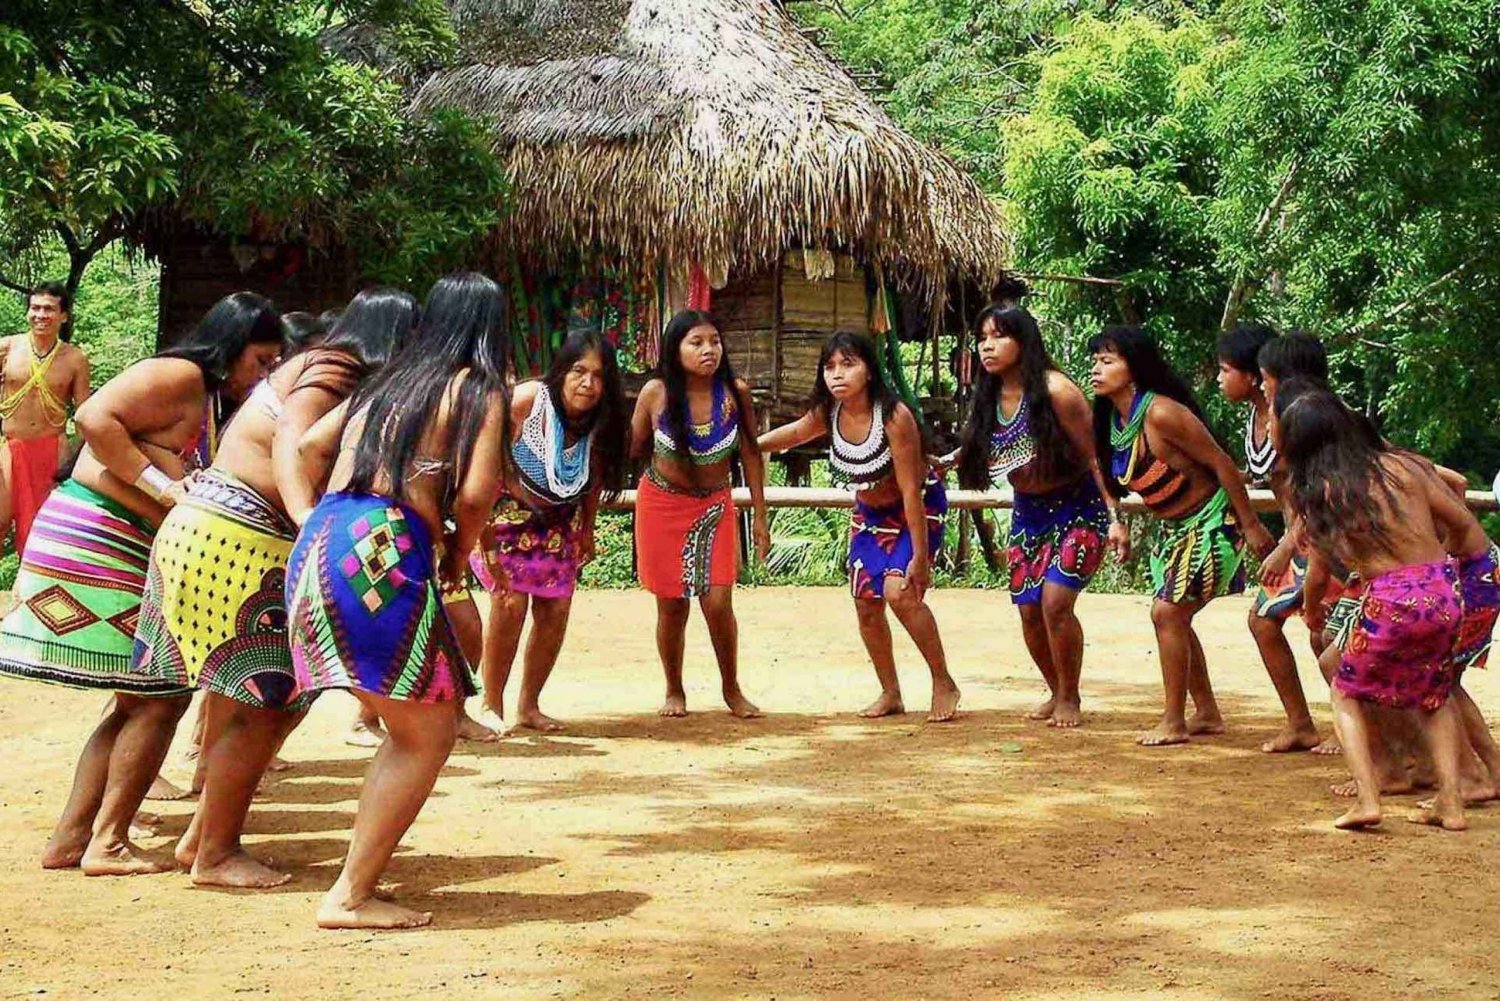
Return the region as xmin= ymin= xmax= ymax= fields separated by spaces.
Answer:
xmin=274 ymin=361 xmax=356 ymax=525
xmin=756 ymin=409 xmax=827 ymax=455
xmin=887 ymin=404 xmax=932 ymax=596
xmin=733 ymin=379 xmax=770 ymax=563
xmin=1050 ymin=373 xmax=1129 ymax=561
xmin=628 ymin=380 xmax=662 ymax=463
xmin=445 ymin=387 xmax=509 ymax=589
xmin=292 ymin=399 xmax=350 ymax=526
xmin=1149 ymin=400 xmax=1274 ymax=557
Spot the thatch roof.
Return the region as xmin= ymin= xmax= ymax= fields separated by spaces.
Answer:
xmin=412 ymin=0 xmax=1010 ymax=285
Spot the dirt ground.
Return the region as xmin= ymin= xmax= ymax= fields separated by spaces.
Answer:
xmin=2 ymin=587 xmax=1498 ymax=1000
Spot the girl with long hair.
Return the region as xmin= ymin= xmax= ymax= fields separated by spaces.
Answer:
xmin=286 ymin=272 xmax=511 ymax=928
xmin=134 ymin=287 xmax=419 ymax=888
xmin=1090 ymin=325 xmax=1273 ymax=746
xmin=628 ymin=310 xmax=768 ymax=718
xmin=0 ymin=291 xmax=283 ymax=874
xmin=760 ymin=332 xmax=961 ymax=721
xmin=954 ymin=306 xmax=1126 ymax=727
xmin=1274 ymin=383 xmax=1478 ymax=831
xmin=467 ymin=328 xmax=629 ymax=733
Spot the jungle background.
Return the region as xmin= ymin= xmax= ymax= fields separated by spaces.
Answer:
xmin=2 ymin=0 xmax=1497 ymax=589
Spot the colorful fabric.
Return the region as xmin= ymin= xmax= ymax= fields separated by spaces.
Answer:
xmin=6 ymin=433 xmax=61 ymax=555
xmin=470 ymin=494 xmax=580 ymax=599
xmin=130 ymin=470 xmax=304 ymax=711
xmin=849 ymin=475 xmax=947 ymax=600
xmin=635 ymin=467 xmax=737 ymax=598
xmin=1243 ymin=407 xmax=1277 ymax=485
xmin=1325 ymin=578 xmax=1365 ymax=651
xmin=1148 ymin=488 xmax=1247 ymax=605
xmin=1454 ymin=544 xmax=1499 ymax=671
xmin=1335 ymin=559 xmax=1462 ymax=710
xmin=1007 ymin=477 xmax=1108 ymax=605
xmin=0 ymin=479 xmax=179 ymax=694
xmin=286 ymin=491 xmax=472 ymax=703
xmin=653 ymin=377 xmax=739 ymax=465
xmin=513 ymin=387 xmax=593 ymax=504
xmin=829 ymin=400 xmax=894 ymax=490
xmin=1252 ymin=550 xmax=1310 ymax=620
xmin=989 ymin=395 xmax=1036 ymax=485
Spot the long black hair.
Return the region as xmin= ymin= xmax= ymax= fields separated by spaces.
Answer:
xmin=295 ymin=287 xmax=420 ymax=398
xmin=281 ymin=312 xmax=327 ymax=356
xmin=1088 ymin=325 xmax=1206 ymax=499
xmin=544 ymin=328 xmax=629 ymax=498
xmin=654 ymin=309 xmax=754 ymax=453
xmin=808 ymin=331 xmax=902 ymax=424
xmin=1275 ymin=380 xmax=1398 ymax=561
xmin=345 ymin=272 xmax=511 ymax=505
xmin=160 ymin=292 xmax=283 ymax=392
xmin=956 ymin=304 xmax=1074 ymax=489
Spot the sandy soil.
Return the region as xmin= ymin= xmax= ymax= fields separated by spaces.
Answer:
xmin=2 ymin=587 xmax=1498 ymax=1000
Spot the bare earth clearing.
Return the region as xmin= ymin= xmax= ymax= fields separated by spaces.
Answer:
xmin=2 ymin=588 xmax=1497 ymax=999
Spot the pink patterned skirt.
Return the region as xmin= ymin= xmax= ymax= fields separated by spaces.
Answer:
xmin=1334 ymin=559 xmax=1462 ymax=710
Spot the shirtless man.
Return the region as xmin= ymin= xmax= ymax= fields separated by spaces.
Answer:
xmin=0 ymin=282 xmax=91 ymax=554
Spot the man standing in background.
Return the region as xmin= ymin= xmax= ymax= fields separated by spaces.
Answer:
xmin=0 ymin=282 xmax=91 ymax=555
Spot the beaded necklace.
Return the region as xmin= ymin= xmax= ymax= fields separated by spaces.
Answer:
xmin=1243 ymin=405 xmax=1277 ymax=484
xmin=1109 ymin=390 xmax=1156 ymax=486
xmin=988 ymin=392 xmax=1036 ymax=485
xmin=829 ymin=399 xmax=893 ymax=490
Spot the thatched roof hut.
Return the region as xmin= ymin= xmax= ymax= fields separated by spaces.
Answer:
xmin=412 ymin=0 xmax=1008 ymax=289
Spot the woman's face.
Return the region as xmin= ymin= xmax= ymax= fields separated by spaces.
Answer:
xmin=223 ymin=342 xmax=282 ymax=403
xmin=1217 ymin=360 xmax=1258 ymax=403
xmin=1260 ymin=369 xmax=1280 ymax=408
xmin=821 ymin=348 xmax=870 ymax=401
xmin=976 ymin=318 xmax=1022 ymax=375
xmin=679 ymin=324 xmax=722 ymax=378
xmin=561 ymin=349 xmax=605 ymax=418
xmin=1089 ymin=346 xmax=1132 ymax=398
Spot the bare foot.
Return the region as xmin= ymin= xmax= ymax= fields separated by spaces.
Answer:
xmin=858 ymin=691 xmax=905 ymax=718
xmin=345 ymin=718 xmax=386 ymax=748
xmin=927 ymin=680 xmax=961 ymax=723
xmin=1331 ymin=774 xmax=1414 ymax=798
xmin=1187 ymin=713 xmax=1226 ymax=736
xmin=174 ymin=833 xmax=196 ymax=870
xmin=456 ymin=712 xmax=500 ymax=743
xmin=723 ymin=689 xmax=763 ymax=719
xmin=81 ymin=840 xmax=176 ymax=876
xmin=192 ymin=849 xmax=291 ymax=888
xmin=40 ymin=830 xmax=89 ymax=869
xmin=516 ymin=709 xmax=567 ymax=732
xmin=1311 ymin=738 xmax=1343 ymax=756
xmin=1408 ymin=806 xmax=1468 ymax=831
xmin=1048 ymin=699 xmax=1083 ymax=729
xmin=266 ymin=756 xmax=293 ymax=772
xmin=1416 ymin=782 xmax=1498 ymax=809
xmin=1025 ymin=696 xmax=1056 ymax=721
xmin=145 ymin=775 xmax=191 ymax=801
xmin=317 ymin=894 xmax=432 ymax=930
xmin=1260 ymin=727 xmax=1322 ymax=753
xmin=1333 ymin=806 xmax=1382 ymax=830
xmin=659 ymin=693 xmax=688 ymax=718
xmin=472 ymin=706 xmax=507 ymax=735
xmin=1137 ymin=722 xmax=1190 ymax=747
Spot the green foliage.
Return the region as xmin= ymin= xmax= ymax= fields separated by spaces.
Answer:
xmin=0 ymin=0 xmax=507 ymax=295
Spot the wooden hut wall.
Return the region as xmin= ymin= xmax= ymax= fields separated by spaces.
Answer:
xmin=713 ymin=265 xmax=779 ymax=405
xmin=156 ymin=231 xmax=356 ymax=345
xmin=777 ymin=250 xmax=870 ymax=402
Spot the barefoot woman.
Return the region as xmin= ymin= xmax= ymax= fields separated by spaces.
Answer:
xmin=759 ymin=332 xmax=960 ymax=721
xmin=1090 ymin=326 xmax=1273 ymax=746
xmin=0 ymin=292 xmax=282 ymax=873
xmin=286 ymin=272 xmax=509 ymax=928
xmin=628 ymin=310 xmax=768 ymax=718
xmin=955 ymin=306 xmax=1126 ymax=728
xmin=133 ymin=289 xmax=417 ymax=888
xmin=469 ymin=328 xmax=628 ymax=732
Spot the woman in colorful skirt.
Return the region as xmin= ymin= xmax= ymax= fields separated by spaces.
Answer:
xmin=132 ymin=288 xmax=417 ymax=888
xmin=286 ymin=272 xmax=510 ymax=929
xmin=0 ymin=292 xmax=283 ymax=874
xmin=1214 ymin=323 xmax=1327 ymax=753
xmin=628 ymin=310 xmax=768 ymax=718
xmin=467 ymin=328 xmax=628 ymax=733
xmin=759 ymin=332 xmax=961 ymax=722
xmin=1090 ymin=325 xmax=1274 ymax=747
xmin=1275 ymin=383 xmax=1475 ymax=830
xmin=953 ymin=306 xmax=1127 ymax=728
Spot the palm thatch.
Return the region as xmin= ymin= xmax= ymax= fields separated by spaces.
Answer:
xmin=413 ymin=0 xmax=1010 ymax=285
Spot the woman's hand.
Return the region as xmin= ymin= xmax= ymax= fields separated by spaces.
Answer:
xmin=751 ymin=510 xmax=771 ymax=564
xmin=906 ymin=552 xmax=932 ymax=598
xmin=1107 ymin=521 xmax=1131 ymax=562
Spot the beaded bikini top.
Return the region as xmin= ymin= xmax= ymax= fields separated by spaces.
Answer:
xmin=829 ymin=400 xmax=894 ymax=491
xmin=1243 ymin=407 xmax=1277 ymax=485
xmin=653 ymin=378 xmax=739 ymax=465
xmin=513 ymin=386 xmax=593 ymax=504
xmin=988 ymin=394 xmax=1037 ymax=486
xmin=1111 ymin=391 xmax=1193 ymax=515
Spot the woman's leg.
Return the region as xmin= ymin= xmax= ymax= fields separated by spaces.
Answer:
xmin=699 ymin=585 xmax=761 ymax=718
xmin=1016 ymin=602 xmax=1059 ymax=720
xmin=1039 ymin=583 xmax=1086 ymax=727
xmin=1330 ymin=688 xmax=1383 ymax=829
xmin=515 ymin=595 xmax=574 ymax=730
xmin=884 ymin=575 xmax=959 ymax=722
xmin=656 ymin=596 xmax=691 ymax=716
xmin=317 ymin=694 xmax=459 ymax=929
xmin=479 ymin=589 xmax=529 ymax=725
xmin=81 ymin=692 xmax=193 ymax=875
xmin=42 ymin=696 xmax=128 ymax=868
xmin=1410 ymin=700 xmax=1468 ymax=831
xmin=1142 ymin=599 xmax=1198 ymax=746
xmin=1248 ymin=606 xmax=1320 ymax=752
xmin=853 ymin=595 xmax=903 ymax=717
